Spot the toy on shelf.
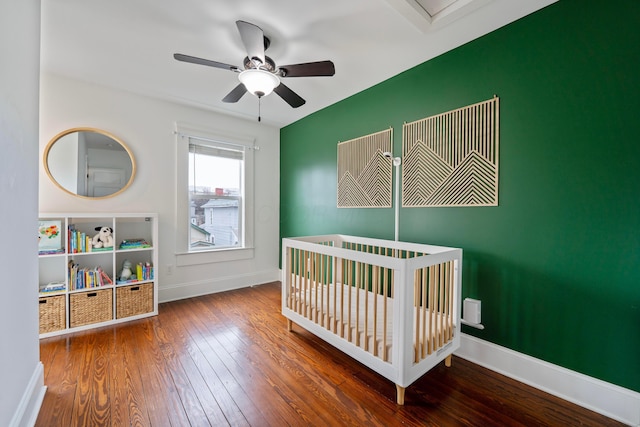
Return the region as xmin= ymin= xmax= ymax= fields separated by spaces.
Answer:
xmin=92 ymin=226 xmax=114 ymax=249
xmin=119 ymin=259 xmax=133 ymax=281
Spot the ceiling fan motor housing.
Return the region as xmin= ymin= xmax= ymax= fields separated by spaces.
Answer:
xmin=243 ymin=55 xmax=277 ymax=73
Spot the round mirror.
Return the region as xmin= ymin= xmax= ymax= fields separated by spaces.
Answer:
xmin=44 ymin=128 xmax=136 ymax=199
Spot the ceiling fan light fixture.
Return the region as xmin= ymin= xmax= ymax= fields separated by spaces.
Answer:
xmin=238 ymin=69 xmax=280 ymax=98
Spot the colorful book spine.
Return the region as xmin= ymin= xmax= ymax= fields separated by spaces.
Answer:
xmin=67 ymin=225 xmax=103 ymax=253
xmin=136 ymin=262 xmax=154 ymax=281
xmin=67 ymin=263 xmax=112 ymax=290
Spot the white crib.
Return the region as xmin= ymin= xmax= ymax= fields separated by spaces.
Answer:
xmin=281 ymin=234 xmax=462 ymax=404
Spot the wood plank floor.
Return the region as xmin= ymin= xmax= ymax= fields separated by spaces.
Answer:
xmin=36 ymin=282 xmax=625 ymax=427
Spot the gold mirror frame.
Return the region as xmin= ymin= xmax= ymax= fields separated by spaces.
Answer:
xmin=43 ymin=127 xmax=136 ymax=199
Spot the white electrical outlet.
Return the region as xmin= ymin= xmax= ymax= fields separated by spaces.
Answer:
xmin=463 ymin=298 xmax=481 ymax=324
xmin=166 ymin=264 xmax=173 ymax=276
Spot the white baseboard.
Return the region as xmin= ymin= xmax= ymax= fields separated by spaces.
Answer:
xmin=456 ymin=333 xmax=640 ymax=426
xmin=9 ymin=362 xmax=46 ymax=427
xmin=158 ymin=269 xmax=280 ymax=303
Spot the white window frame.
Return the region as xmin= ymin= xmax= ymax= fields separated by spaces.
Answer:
xmin=175 ymin=123 xmax=255 ymax=266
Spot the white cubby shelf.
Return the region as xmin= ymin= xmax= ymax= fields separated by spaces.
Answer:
xmin=38 ymin=213 xmax=158 ymax=338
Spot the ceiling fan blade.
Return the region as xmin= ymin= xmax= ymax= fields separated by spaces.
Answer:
xmin=236 ymin=20 xmax=265 ymax=66
xmin=174 ymin=53 xmax=239 ymax=72
xmin=273 ymin=83 xmax=306 ymax=108
xmin=222 ymin=83 xmax=248 ymax=103
xmin=278 ymin=60 xmax=335 ymax=77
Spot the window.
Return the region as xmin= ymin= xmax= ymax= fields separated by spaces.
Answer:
xmin=175 ymin=124 xmax=255 ymax=264
xmin=188 ymin=142 xmax=243 ymax=251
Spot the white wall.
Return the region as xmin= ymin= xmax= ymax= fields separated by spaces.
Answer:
xmin=0 ymin=1 xmax=46 ymax=426
xmin=40 ymin=72 xmax=281 ymax=302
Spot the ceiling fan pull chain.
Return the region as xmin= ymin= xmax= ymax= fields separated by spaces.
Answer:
xmin=258 ymin=97 xmax=262 ymax=122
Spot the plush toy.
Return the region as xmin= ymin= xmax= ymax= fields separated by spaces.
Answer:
xmin=119 ymin=259 xmax=133 ymax=281
xmin=92 ymin=226 xmax=114 ymax=248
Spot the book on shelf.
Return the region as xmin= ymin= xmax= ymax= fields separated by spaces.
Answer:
xmin=99 ymin=267 xmax=113 ymax=285
xmin=68 ymin=225 xmax=107 ymax=253
xmin=39 ymin=248 xmax=64 ymax=255
xmin=119 ymin=238 xmax=151 ymax=249
xmin=38 ymin=220 xmax=62 ymax=254
xmin=39 ymin=281 xmax=66 ymax=294
xmin=68 ymin=261 xmax=113 ymax=290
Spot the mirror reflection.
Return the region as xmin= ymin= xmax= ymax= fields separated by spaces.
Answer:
xmin=44 ymin=128 xmax=136 ymax=198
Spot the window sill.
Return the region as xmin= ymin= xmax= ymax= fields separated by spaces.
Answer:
xmin=175 ymin=247 xmax=254 ymax=267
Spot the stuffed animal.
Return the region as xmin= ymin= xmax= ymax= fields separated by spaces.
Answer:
xmin=119 ymin=259 xmax=133 ymax=281
xmin=92 ymin=226 xmax=114 ymax=248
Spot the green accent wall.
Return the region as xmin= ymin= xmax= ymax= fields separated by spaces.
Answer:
xmin=280 ymin=0 xmax=640 ymax=393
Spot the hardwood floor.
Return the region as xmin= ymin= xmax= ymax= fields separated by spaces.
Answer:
xmin=36 ymin=282 xmax=624 ymax=426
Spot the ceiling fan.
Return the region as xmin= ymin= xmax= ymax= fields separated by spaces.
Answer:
xmin=174 ymin=20 xmax=335 ymax=111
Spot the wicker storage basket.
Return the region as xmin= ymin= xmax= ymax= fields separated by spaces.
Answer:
xmin=39 ymin=295 xmax=66 ymax=333
xmin=116 ymin=283 xmax=154 ymax=319
xmin=70 ymin=289 xmax=113 ymax=327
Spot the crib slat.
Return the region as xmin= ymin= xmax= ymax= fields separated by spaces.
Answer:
xmin=297 ymin=248 xmax=301 ymax=314
xmin=323 ymin=253 xmax=327 ymax=327
xmin=421 ymin=267 xmax=428 ymax=360
xmin=336 ymin=258 xmax=347 ymax=338
xmin=355 ymin=261 xmax=360 ymax=347
xmin=383 ymin=248 xmax=389 ymax=362
xmin=429 ymin=266 xmax=436 ymax=354
xmin=447 ymin=261 xmax=451 ymax=340
xmin=296 ymin=248 xmax=301 ymax=315
xmin=448 ymin=260 xmax=454 ymax=341
xmin=311 ymin=252 xmax=315 ymax=319
xmin=323 ymin=253 xmax=328 ymax=329
xmin=299 ymin=249 xmax=304 ymax=316
xmin=316 ymin=252 xmax=320 ymax=322
xmin=316 ymin=252 xmax=320 ymax=323
xmin=347 ymin=258 xmax=352 ymax=342
xmin=310 ymin=251 xmax=315 ymax=321
xmin=438 ymin=263 xmax=444 ymax=347
xmin=297 ymin=248 xmax=301 ymax=315
xmin=373 ymin=263 xmax=379 ymax=358
xmin=301 ymin=249 xmax=306 ymax=317
xmin=414 ymin=268 xmax=420 ymax=363
xmin=317 ymin=252 xmax=322 ymax=325
xmin=304 ymin=250 xmax=310 ymax=318
xmin=364 ymin=257 xmax=369 ymax=353
xmin=433 ymin=263 xmax=438 ymax=349
xmin=343 ymin=257 xmax=348 ymax=340
xmin=288 ymin=247 xmax=293 ymax=311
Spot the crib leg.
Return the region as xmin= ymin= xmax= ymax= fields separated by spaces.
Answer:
xmin=286 ymin=319 xmax=293 ymax=332
xmin=396 ymin=384 xmax=405 ymax=405
xmin=445 ymin=354 xmax=452 ymax=367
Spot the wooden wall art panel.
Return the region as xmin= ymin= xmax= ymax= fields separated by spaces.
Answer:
xmin=337 ymin=128 xmax=393 ymax=208
xmin=402 ymin=96 xmax=499 ymax=207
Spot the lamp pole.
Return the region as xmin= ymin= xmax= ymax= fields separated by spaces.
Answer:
xmin=384 ymin=151 xmax=402 ymax=241
xmin=392 ymin=156 xmax=401 ymax=241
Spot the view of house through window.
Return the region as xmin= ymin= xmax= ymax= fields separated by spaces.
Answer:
xmin=188 ymin=139 xmax=244 ymax=251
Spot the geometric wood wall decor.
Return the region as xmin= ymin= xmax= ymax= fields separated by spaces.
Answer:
xmin=337 ymin=128 xmax=393 ymax=208
xmin=402 ymin=96 xmax=499 ymax=207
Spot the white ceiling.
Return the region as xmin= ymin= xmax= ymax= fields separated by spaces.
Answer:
xmin=41 ymin=0 xmax=556 ymax=127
